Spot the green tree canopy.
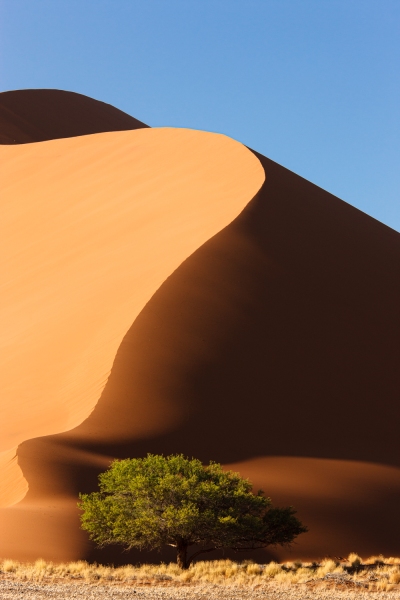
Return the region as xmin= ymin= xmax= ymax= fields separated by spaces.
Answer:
xmin=79 ymin=454 xmax=307 ymax=568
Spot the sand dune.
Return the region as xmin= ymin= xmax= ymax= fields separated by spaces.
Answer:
xmin=226 ymin=457 xmax=400 ymax=559
xmin=0 ymin=125 xmax=264 ymax=509
xmin=0 ymin=89 xmax=147 ymax=144
xmin=0 ymin=90 xmax=399 ymax=562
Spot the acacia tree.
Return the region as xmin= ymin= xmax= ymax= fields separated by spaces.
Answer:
xmin=78 ymin=454 xmax=307 ymax=569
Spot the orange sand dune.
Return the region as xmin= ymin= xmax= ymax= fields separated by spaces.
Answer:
xmin=0 ymin=89 xmax=147 ymax=144
xmin=0 ymin=90 xmax=399 ymax=563
xmin=0 ymin=127 xmax=264 ymax=509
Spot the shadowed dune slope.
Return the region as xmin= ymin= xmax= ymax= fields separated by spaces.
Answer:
xmin=0 ymin=89 xmax=147 ymax=144
xmin=0 ymin=93 xmax=399 ymax=562
xmin=71 ymin=151 xmax=400 ymax=465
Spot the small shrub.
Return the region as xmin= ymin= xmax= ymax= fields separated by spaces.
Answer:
xmin=389 ymin=569 xmax=400 ymax=584
xmin=348 ymin=552 xmax=362 ymax=569
xmin=263 ymin=562 xmax=282 ymax=578
xmin=316 ymin=559 xmax=340 ymax=577
xmin=2 ymin=559 xmax=18 ymax=573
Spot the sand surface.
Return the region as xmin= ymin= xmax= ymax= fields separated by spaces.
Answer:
xmin=0 ymin=89 xmax=399 ymax=563
xmin=0 ymin=125 xmax=263 ymax=509
xmin=1 ymin=581 xmax=400 ymax=600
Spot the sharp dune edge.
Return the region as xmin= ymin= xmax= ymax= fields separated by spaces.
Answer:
xmin=0 ymin=90 xmax=399 ymax=563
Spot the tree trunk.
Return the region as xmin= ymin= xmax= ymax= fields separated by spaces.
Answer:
xmin=176 ymin=540 xmax=189 ymax=570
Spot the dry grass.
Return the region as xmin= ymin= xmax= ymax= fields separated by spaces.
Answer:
xmin=1 ymin=554 xmax=400 ymax=592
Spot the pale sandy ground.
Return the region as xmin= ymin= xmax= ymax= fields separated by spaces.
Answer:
xmin=1 ymin=581 xmax=400 ymax=600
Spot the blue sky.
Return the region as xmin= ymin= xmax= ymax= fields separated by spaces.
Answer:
xmin=1 ymin=1 xmax=399 ymax=231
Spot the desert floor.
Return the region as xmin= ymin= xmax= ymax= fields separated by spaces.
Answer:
xmin=1 ymin=580 xmax=400 ymax=600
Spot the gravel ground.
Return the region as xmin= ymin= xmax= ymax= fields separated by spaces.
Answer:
xmin=1 ymin=581 xmax=400 ymax=600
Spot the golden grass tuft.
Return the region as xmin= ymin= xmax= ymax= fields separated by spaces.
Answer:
xmin=0 ymin=555 xmax=400 ymax=590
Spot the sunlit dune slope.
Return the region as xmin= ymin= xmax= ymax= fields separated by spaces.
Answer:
xmin=0 ymin=91 xmax=399 ymax=563
xmin=0 ymin=89 xmax=147 ymax=144
xmin=0 ymin=128 xmax=264 ymax=509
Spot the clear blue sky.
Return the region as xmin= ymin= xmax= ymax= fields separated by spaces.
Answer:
xmin=1 ymin=1 xmax=399 ymax=231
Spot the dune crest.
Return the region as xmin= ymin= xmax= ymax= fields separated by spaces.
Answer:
xmin=0 ymin=128 xmax=265 ymax=506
